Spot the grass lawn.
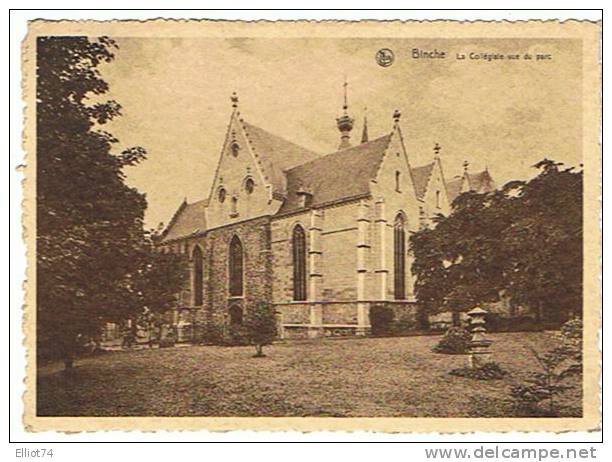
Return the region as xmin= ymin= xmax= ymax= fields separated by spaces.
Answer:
xmin=37 ymin=332 xmax=582 ymax=417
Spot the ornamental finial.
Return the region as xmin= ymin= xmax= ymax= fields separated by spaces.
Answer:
xmin=336 ymin=78 xmax=354 ymax=150
xmin=433 ymin=143 xmax=441 ymax=158
xmin=231 ymin=92 xmax=239 ymax=109
xmin=342 ymin=78 xmax=349 ymax=112
xmin=393 ymin=109 xmax=401 ymax=123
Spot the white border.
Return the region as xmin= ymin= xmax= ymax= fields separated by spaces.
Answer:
xmin=7 ymin=6 xmax=604 ymax=448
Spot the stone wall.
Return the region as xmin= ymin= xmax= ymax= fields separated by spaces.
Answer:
xmin=370 ymin=301 xmax=420 ymax=334
xmin=321 ymin=303 xmax=358 ymax=324
xmin=421 ymin=159 xmax=451 ymax=219
xmin=320 ymin=227 xmax=358 ymax=300
xmin=271 ymin=202 xmax=361 ymax=304
xmin=202 ymin=216 xmax=273 ymax=334
xmin=160 ymin=217 xmax=273 ymax=342
xmin=369 ymin=126 xmax=422 ymax=301
xmin=275 ymin=301 xmax=361 ymax=338
xmin=277 ymin=302 xmax=311 ymax=324
xmin=270 ymin=211 xmax=311 ymax=302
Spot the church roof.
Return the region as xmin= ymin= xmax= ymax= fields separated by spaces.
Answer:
xmin=160 ymin=199 xmax=208 ymax=243
xmin=241 ymin=121 xmax=320 ymax=196
xmin=160 ymin=104 xmax=498 ymax=241
xmin=446 ymin=170 xmax=496 ymax=203
xmin=446 ymin=176 xmax=465 ymax=203
xmin=467 ymin=170 xmax=495 ymax=192
xmin=411 ymin=162 xmax=435 ymax=200
xmin=277 ymin=133 xmax=393 ymax=214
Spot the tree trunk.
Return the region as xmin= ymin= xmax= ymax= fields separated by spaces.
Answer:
xmin=63 ymin=356 xmax=74 ymax=370
xmin=452 ymin=310 xmax=461 ymax=327
xmin=254 ymin=344 xmax=265 ymax=357
xmin=534 ymin=301 xmax=543 ymax=322
xmin=416 ymin=306 xmax=430 ymax=330
xmin=537 ymin=301 xmax=545 ymax=323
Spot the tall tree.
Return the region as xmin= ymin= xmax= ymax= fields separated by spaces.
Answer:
xmin=501 ymin=160 xmax=583 ymax=321
xmin=135 ymin=228 xmax=189 ymax=344
xmin=410 ymin=189 xmax=513 ymax=321
xmin=410 ymin=160 xmax=582 ymax=324
xmin=36 ymin=37 xmax=147 ymax=368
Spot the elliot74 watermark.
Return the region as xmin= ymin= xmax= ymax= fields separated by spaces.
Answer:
xmin=15 ymin=449 xmax=54 ymax=458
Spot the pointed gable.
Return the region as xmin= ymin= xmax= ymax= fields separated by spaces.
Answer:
xmin=446 ymin=176 xmax=465 ymax=203
xmin=277 ymin=134 xmax=392 ymax=214
xmin=446 ymin=169 xmax=496 ymax=203
xmin=467 ymin=170 xmax=496 ymax=193
xmin=411 ymin=162 xmax=435 ymax=201
xmin=206 ymin=109 xmax=321 ymax=229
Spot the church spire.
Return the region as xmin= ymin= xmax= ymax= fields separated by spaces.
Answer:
xmin=361 ymin=107 xmax=369 ymax=144
xmin=336 ymin=79 xmax=354 ymax=150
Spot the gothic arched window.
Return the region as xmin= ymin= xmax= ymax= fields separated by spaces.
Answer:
xmin=394 ymin=213 xmax=406 ymax=300
xmin=192 ymin=245 xmax=204 ymax=306
xmin=292 ymin=225 xmax=307 ymax=301
xmin=229 ymin=235 xmax=243 ymax=297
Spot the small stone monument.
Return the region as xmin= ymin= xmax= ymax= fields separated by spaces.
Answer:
xmin=467 ymin=307 xmax=493 ymax=368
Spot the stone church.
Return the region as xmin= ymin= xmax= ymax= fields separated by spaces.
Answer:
xmin=158 ymin=91 xmax=495 ymax=340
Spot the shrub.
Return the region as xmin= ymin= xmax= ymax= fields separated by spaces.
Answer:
xmin=159 ymin=330 xmax=176 ymax=348
xmin=486 ymin=314 xmax=545 ymax=333
xmin=416 ymin=306 xmax=430 ymax=330
xmin=561 ymin=318 xmax=582 ymax=343
xmin=370 ymin=305 xmax=395 ymax=336
xmin=433 ymin=326 xmax=472 ymax=354
xmin=508 ymin=321 xmax=583 ymax=416
xmin=449 ymin=362 xmax=508 ymax=380
xmin=226 ymin=325 xmax=250 ymax=346
xmin=244 ymin=302 xmax=278 ymax=356
xmin=198 ymin=323 xmax=224 ymax=345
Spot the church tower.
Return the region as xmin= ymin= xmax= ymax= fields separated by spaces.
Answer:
xmin=336 ymin=80 xmax=354 ymax=150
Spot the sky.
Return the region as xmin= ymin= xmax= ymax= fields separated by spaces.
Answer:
xmin=99 ymin=37 xmax=582 ymax=229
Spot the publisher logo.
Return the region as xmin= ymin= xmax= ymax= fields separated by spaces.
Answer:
xmin=376 ymin=48 xmax=395 ymax=67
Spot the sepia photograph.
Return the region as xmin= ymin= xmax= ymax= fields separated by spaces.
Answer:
xmin=16 ymin=15 xmax=601 ymax=436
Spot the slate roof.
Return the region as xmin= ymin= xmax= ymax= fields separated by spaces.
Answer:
xmin=411 ymin=162 xmax=435 ymax=200
xmin=160 ymin=115 xmax=497 ymax=240
xmin=467 ymin=170 xmax=495 ymax=193
xmin=161 ymin=199 xmax=208 ymax=243
xmin=277 ymin=134 xmax=393 ymax=214
xmin=446 ymin=176 xmax=465 ymax=203
xmin=446 ymin=170 xmax=496 ymax=203
xmin=241 ymin=121 xmax=320 ymax=196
